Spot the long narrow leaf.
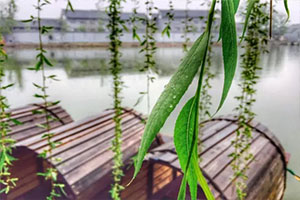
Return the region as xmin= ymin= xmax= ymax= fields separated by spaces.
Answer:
xmin=284 ymin=0 xmax=290 ymax=21
xmin=240 ymin=0 xmax=257 ymax=42
xmin=175 ymin=99 xmax=213 ymax=200
xmin=178 ymin=175 xmax=188 ymax=200
xmin=174 ymin=97 xmax=199 ymax=200
xmin=233 ymin=0 xmax=240 ymax=13
xmin=132 ymin=31 xmax=209 ymax=180
xmin=175 ymin=2 xmax=217 ymax=197
xmin=217 ymin=0 xmax=238 ymax=112
xmin=218 ymin=0 xmax=239 ymax=42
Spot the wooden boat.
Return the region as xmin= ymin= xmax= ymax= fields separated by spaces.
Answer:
xmin=123 ymin=115 xmax=287 ymax=200
xmin=2 ymin=105 xmax=287 ymax=200
xmin=2 ymin=106 xmax=162 ymax=200
xmin=1 ymin=103 xmax=73 ymax=200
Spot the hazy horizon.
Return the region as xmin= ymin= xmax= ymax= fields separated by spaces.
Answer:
xmin=0 ymin=0 xmax=299 ymax=24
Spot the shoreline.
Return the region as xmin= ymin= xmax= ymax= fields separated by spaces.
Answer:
xmin=5 ymin=40 xmax=291 ymax=49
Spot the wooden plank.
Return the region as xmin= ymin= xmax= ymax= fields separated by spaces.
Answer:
xmin=121 ymin=162 xmax=149 ymax=185
xmin=15 ymin=109 xmax=115 ymax=147
xmin=122 ymin=167 xmax=148 ymax=188
xmin=10 ymin=106 xmax=63 ymax=121
xmin=202 ymin=120 xmax=233 ymax=142
xmin=10 ymin=109 xmax=67 ymax=134
xmin=122 ymin=183 xmax=148 ymax=199
xmin=212 ymin=136 xmax=270 ymax=191
xmin=31 ymin=112 xmax=130 ymax=150
xmin=13 ymin=119 xmax=72 ymax=144
xmin=48 ymin=114 xmax=141 ymax=160
xmin=9 ymin=104 xmax=60 ymax=116
xmin=157 ymin=152 xmax=178 ymax=163
xmin=245 ymin=155 xmax=284 ymax=200
xmin=69 ymin=130 xmax=143 ymax=194
xmin=153 ymin=165 xmax=172 ymax=180
xmin=56 ymin=122 xmax=144 ymax=175
xmin=17 ymin=110 xmax=123 ymax=148
xmin=150 ymin=142 xmax=175 ymax=153
xmin=121 ymin=163 xmax=149 ymax=199
xmin=11 ymin=115 xmax=71 ymax=142
xmin=200 ymin=120 xmax=220 ymax=132
xmin=201 ymin=123 xmax=239 ymax=154
xmin=164 ymin=124 xmax=240 ymax=172
xmin=200 ymin=133 xmax=236 ymax=168
xmin=8 ymin=105 xmax=65 ymax=128
xmin=222 ymin=143 xmax=277 ymax=199
xmin=201 ymin=131 xmax=259 ymax=169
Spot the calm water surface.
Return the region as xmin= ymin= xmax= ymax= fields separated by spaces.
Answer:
xmin=5 ymin=46 xmax=300 ymax=199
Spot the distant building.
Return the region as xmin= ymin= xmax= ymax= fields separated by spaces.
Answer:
xmin=61 ymin=9 xmax=147 ymax=32
xmin=6 ymin=9 xmax=220 ymax=45
xmin=157 ymin=9 xmax=209 ymax=33
xmin=12 ymin=18 xmax=62 ymax=32
xmin=61 ymin=9 xmax=108 ymax=32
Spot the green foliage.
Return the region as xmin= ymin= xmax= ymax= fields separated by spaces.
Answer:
xmin=26 ymin=1 xmax=66 ymax=199
xmin=284 ymin=0 xmax=289 ymax=21
xmin=182 ymin=0 xmax=193 ymax=52
xmin=231 ymin=1 xmax=269 ymax=199
xmin=107 ymin=0 xmax=125 ymax=199
xmin=129 ymin=0 xmax=142 ymax=42
xmin=0 ymin=34 xmax=18 ymax=195
xmin=66 ymin=0 xmax=74 ymax=12
xmin=217 ymin=0 xmax=238 ymax=112
xmin=161 ymin=0 xmax=174 ymax=38
xmin=132 ymin=0 xmax=249 ymax=198
xmin=133 ymin=31 xmax=209 ymax=182
xmin=139 ymin=0 xmax=158 ymax=114
xmin=241 ymin=0 xmax=257 ymax=42
xmin=175 ymin=2 xmax=217 ymax=199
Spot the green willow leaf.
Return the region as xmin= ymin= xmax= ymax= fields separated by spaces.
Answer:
xmin=178 ymin=175 xmax=188 ymax=200
xmin=132 ymin=31 xmax=209 ymax=180
xmin=240 ymin=0 xmax=257 ymax=42
xmin=233 ymin=0 xmax=240 ymax=13
xmin=218 ymin=0 xmax=239 ymax=42
xmin=175 ymin=2 xmax=217 ymax=198
xmin=284 ymin=0 xmax=290 ymax=21
xmin=174 ymin=97 xmax=198 ymax=200
xmin=217 ymin=0 xmax=238 ymax=112
xmin=174 ymin=97 xmax=214 ymax=200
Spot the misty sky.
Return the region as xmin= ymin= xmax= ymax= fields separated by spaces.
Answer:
xmin=2 ymin=0 xmax=300 ymax=24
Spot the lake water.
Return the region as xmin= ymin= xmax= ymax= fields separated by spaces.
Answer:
xmin=4 ymin=45 xmax=300 ymax=199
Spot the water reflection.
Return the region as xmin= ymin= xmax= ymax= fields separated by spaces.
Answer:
xmin=4 ymin=46 xmax=300 ymax=199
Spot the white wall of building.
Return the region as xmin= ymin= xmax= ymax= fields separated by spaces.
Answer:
xmin=5 ymin=31 xmax=205 ymax=45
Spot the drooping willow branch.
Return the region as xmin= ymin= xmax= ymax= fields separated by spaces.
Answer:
xmin=182 ymin=0 xmax=192 ymax=52
xmin=162 ymin=0 xmax=174 ymax=38
xmin=231 ymin=1 xmax=269 ymax=199
xmin=140 ymin=0 xmax=158 ymax=114
xmin=107 ymin=0 xmax=125 ymax=199
xmin=0 ymin=34 xmax=18 ymax=195
xmin=25 ymin=1 xmax=66 ymax=199
xmin=130 ymin=0 xmax=141 ymax=42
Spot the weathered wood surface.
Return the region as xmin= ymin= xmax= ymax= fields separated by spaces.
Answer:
xmin=8 ymin=103 xmax=73 ymax=142
xmin=145 ymin=116 xmax=287 ymax=200
xmin=5 ymin=106 xmax=162 ymax=200
xmin=2 ymin=103 xmax=73 ymax=200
